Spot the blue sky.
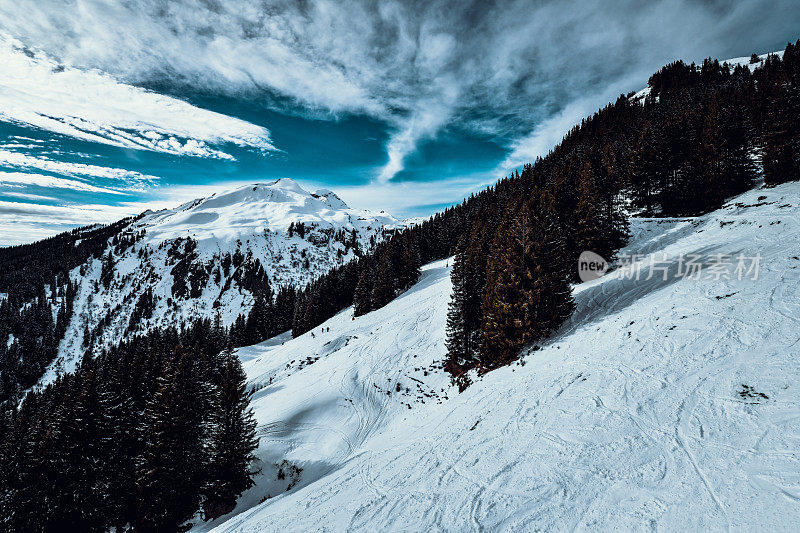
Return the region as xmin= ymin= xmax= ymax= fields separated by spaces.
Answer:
xmin=1 ymin=0 xmax=799 ymax=244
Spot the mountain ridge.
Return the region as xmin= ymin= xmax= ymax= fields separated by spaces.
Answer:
xmin=36 ymin=178 xmax=404 ymax=384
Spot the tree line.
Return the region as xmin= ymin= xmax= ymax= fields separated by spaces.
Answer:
xmin=262 ymin=42 xmax=800 ymax=386
xmin=0 ymin=320 xmax=258 ymax=532
xmin=0 ymin=219 xmax=139 ymax=403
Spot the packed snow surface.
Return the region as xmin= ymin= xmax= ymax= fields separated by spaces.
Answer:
xmin=208 ymin=182 xmax=800 ymax=531
xmin=0 ymin=35 xmax=274 ymax=159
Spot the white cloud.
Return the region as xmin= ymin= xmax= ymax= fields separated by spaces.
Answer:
xmin=377 ymin=98 xmax=455 ymax=183
xmin=0 ymin=171 xmax=128 ymax=195
xmin=0 ymin=191 xmax=59 ymax=202
xmin=0 ymin=35 xmax=275 ymax=159
xmin=333 ymin=174 xmax=492 ymax=216
xmin=0 ymin=150 xmax=157 ymax=189
xmin=0 ymin=200 xmax=145 ymax=245
xmin=497 ymin=73 xmax=643 ymax=174
xmin=1 ymin=0 xmax=796 ymax=179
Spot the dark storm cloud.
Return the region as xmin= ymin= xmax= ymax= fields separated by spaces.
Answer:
xmin=1 ymin=0 xmax=797 ymax=180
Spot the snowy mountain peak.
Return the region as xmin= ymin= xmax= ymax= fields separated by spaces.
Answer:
xmin=140 ymin=180 xmax=391 ymax=244
xmin=312 ymin=188 xmax=349 ymax=210
xmin=203 ymin=180 xmax=349 ymax=211
xmin=267 ymin=177 xmax=308 ymax=193
xmin=43 ymin=180 xmax=404 ymax=379
xmin=198 ymin=179 xmax=312 ymax=211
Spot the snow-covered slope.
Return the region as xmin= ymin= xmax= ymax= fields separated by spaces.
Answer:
xmin=43 ymin=178 xmax=402 ymax=381
xmin=137 ymin=178 xmax=392 ymax=244
xmin=209 ymin=182 xmax=800 ymax=531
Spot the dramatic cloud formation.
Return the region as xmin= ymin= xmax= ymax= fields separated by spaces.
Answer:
xmin=0 ymin=35 xmax=275 ymax=159
xmin=2 ymin=0 xmax=798 ymax=183
xmin=0 ymin=0 xmax=798 ymax=244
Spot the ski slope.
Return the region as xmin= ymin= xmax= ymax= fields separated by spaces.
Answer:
xmin=210 ymin=182 xmax=800 ymax=532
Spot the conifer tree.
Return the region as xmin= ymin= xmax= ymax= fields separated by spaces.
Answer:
xmin=353 ymin=260 xmax=375 ymax=317
xmin=102 ymin=359 xmax=141 ymax=530
xmin=397 ymin=232 xmax=421 ymax=290
xmin=202 ymin=350 xmax=259 ymax=519
xmin=479 ymin=203 xmax=536 ymax=368
xmin=444 ymin=219 xmax=490 ymax=383
xmin=444 ymin=237 xmax=471 ymax=378
xmin=574 ymin=161 xmax=602 ymax=262
xmin=371 ymin=250 xmax=396 ymax=310
xmin=479 ymin=192 xmax=574 ymax=369
xmin=763 ymin=45 xmax=800 ymax=185
xmin=43 ymin=362 xmax=109 ymax=532
xmin=244 ymin=294 xmax=273 ymax=345
xmin=136 ymin=347 xmax=207 ymax=532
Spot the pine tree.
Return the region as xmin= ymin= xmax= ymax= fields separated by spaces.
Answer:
xmin=599 ymin=144 xmax=631 ymax=258
xmin=696 ymin=95 xmax=726 ymax=211
xmin=479 ymin=193 xmax=574 ymax=369
xmin=535 ymin=191 xmax=576 ymax=334
xmin=102 ymin=359 xmax=141 ymax=530
xmin=43 ymin=362 xmax=109 ymax=532
xmin=444 ymin=237 xmax=470 ymax=379
xmin=371 ymin=250 xmax=396 ymax=310
xmin=353 ymin=260 xmax=375 ymax=317
xmin=763 ymin=43 xmax=800 ymax=185
xmin=291 ymin=292 xmax=308 ymax=337
xmin=1 ymin=391 xmax=46 ymax=532
xmin=479 ymin=204 xmax=535 ymax=369
xmin=444 ymin=219 xmax=490 ymax=385
xmin=574 ymin=161 xmax=602 ymax=263
xmin=135 ymin=347 xmax=207 ymax=532
xmin=396 ymin=232 xmax=421 ymax=290
xmin=719 ymin=91 xmax=758 ymax=196
xmin=202 ymin=350 xmax=259 ymax=519
xmin=635 ymin=120 xmax=668 ymax=214
xmin=244 ymin=294 xmax=274 ymax=345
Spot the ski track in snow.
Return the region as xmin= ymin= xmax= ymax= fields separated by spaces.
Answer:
xmin=202 ymin=183 xmax=800 ymax=532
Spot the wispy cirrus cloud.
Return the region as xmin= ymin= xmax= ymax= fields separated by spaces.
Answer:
xmin=0 ymin=199 xmax=145 ymax=245
xmin=0 ymin=151 xmax=158 ymax=190
xmin=0 ymin=35 xmax=275 ymax=160
xmin=0 ymin=171 xmax=128 ymax=195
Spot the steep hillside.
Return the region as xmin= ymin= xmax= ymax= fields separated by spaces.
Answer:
xmin=42 ymin=178 xmax=402 ymax=381
xmin=209 ymin=182 xmax=800 ymax=531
